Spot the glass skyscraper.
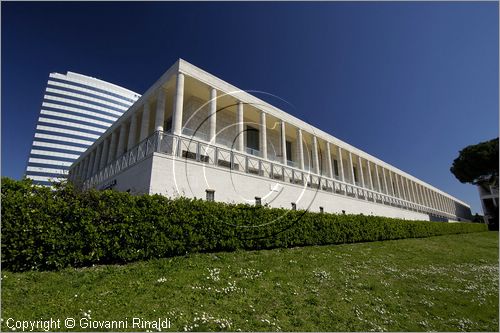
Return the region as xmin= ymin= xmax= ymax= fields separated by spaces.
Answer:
xmin=25 ymin=71 xmax=140 ymax=186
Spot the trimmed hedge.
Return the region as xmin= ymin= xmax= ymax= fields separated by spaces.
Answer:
xmin=1 ymin=177 xmax=487 ymax=272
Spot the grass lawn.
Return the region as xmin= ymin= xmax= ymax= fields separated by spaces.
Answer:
xmin=1 ymin=231 xmax=498 ymax=332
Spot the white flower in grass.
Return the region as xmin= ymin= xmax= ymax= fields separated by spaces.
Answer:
xmin=157 ymin=277 xmax=168 ymax=283
xmin=313 ymin=269 xmax=331 ymax=281
xmin=206 ymin=268 xmax=221 ymax=281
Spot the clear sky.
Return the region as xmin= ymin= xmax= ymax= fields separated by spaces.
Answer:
xmin=2 ymin=1 xmax=498 ymax=215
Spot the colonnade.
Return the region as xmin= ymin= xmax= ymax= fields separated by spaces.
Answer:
xmin=71 ymin=70 xmax=460 ymax=217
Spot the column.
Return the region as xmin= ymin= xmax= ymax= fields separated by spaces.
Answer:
xmin=382 ymin=168 xmax=389 ymax=195
xmin=395 ymin=173 xmax=400 ymax=197
xmin=406 ymin=179 xmax=412 ymax=202
xmin=82 ymin=157 xmax=89 ymax=180
xmin=337 ymin=146 xmax=345 ymax=182
xmin=259 ymin=111 xmax=267 ymax=159
xmin=418 ymin=185 xmax=424 ymax=206
xmin=100 ymin=137 xmax=109 ymax=169
xmin=237 ymin=101 xmax=244 ymax=152
xmin=209 ymin=87 xmax=217 ymax=142
xmin=417 ymin=185 xmax=424 ymax=206
xmin=424 ymin=187 xmax=430 ymax=208
xmin=73 ymin=163 xmax=79 ymax=181
xmin=280 ymin=121 xmax=287 ymax=164
xmin=297 ymin=128 xmax=304 ymax=170
xmin=86 ymin=151 xmax=95 ymax=179
xmin=326 ymin=143 xmax=333 ymax=179
xmin=348 ymin=151 xmax=355 ymax=184
xmin=388 ymin=171 xmax=395 ymax=196
xmin=416 ymin=183 xmax=423 ymax=206
xmin=80 ymin=161 xmax=85 ymax=179
xmin=406 ymin=178 xmax=414 ymax=203
xmin=432 ymin=191 xmax=438 ymax=209
xmin=155 ymin=88 xmax=166 ymax=131
xmin=127 ymin=114 xmax=138 ymax=151
xmin=395 ymin=174 xmax=402 ymax=199
xmin=375 ymin=164 xmax=381 ymax=192
xmin=77 ymin=162 xmax=83 ymax=180
xmin=357 ymin=156 xmax=365 ymax=188
xmin=116 ymin=123 xmax=127 ymax=158
xmin=92 ymin=143 xmax=102 ymax=174
xmin=172 ymin=72 xmax=185 ymax=136
xmin=414 ymin=183 xmax=421 ymax=205
xmin=395 ymin=174 xmax=401 ymax=198
xmin=107 ymin=131 xmax=118 ymax=164
xmin=420 ymin=185 xmax=426 ymax=207
xmin=410 ymin=181 xmax=416 ymax=204
xmin=78 ymin=163 xmax=83 ymax=180
xmin=139 ymin=103 xmax=150 ymax=141
xmin=312 ymin=136 xmax=320 ymax=174
xmin=400 ymin=176 xmax=407 ymax=200
xmin=427 ymin=189 xmax=432 ymax=209
xmin=367 ymin=160 xmax=374 ymax=190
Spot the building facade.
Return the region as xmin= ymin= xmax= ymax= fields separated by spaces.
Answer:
xmin=477 ymin=181 xmax=499 ymax=228
xmin=69 ymin=59 xmax=472 ymax=221
xmin=26 ymin=71 xmax=140 ymax=186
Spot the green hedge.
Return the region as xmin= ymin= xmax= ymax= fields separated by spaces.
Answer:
xmin=1 ymin=177 xmax=487 ymax=272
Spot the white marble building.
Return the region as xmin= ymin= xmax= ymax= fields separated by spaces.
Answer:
xmin=69 ymin=59 xmax=472 ymax=222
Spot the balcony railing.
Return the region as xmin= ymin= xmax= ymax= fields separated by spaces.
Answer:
xmin=77 ymin=130 xmax=451 ymax=218
xmin=182 ymin=127 xmax=209 ymax=142
xmin=246 ymin=147 xmax=260 ymax=157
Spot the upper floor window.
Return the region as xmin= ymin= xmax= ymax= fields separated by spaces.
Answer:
xmin=246 ymin=126 xmax=259 ymax=152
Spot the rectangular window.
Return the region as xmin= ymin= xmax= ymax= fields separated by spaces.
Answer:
xmin=333 ymin=159 xmax=339 ymax=176
xmin=286 ymin=141 xmax=292 ymax=161
xmin=246 ymin=125 xmax=259 ymax=151
xmin=255 ymin=197 xmax=262 ymax=206
xmin=206 ymin=189 xmax=215 ymax=202
xmin=164 ymin=117 xmax=172 ymax=133
xmin=353 ymin=166 xmax=358 ymax=183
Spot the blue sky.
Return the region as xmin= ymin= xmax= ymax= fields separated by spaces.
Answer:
xmin=2 ymin=1 xmax=498 ymax=214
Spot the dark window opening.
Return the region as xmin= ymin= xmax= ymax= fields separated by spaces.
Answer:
xmin=206 ymin=189 xmax=215 ymax=202
xmin=286 ymin=141 xmax=292 ymax=161
xmin=255 ymin=197 xmax=262 ymax=206
xmin=291 ymin=202 xmax=296 ymax=210
xmin=333 ymin=159 xmax=339 ymax=176
xmin=164 ymin=117 xmax=172 ymax=132
xmin=246 ymin=126 xmax=259 ymax=151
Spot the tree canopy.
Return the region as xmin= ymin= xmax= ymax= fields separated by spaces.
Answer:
xmin=450 ymin=138 xmax=499 ymax=185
